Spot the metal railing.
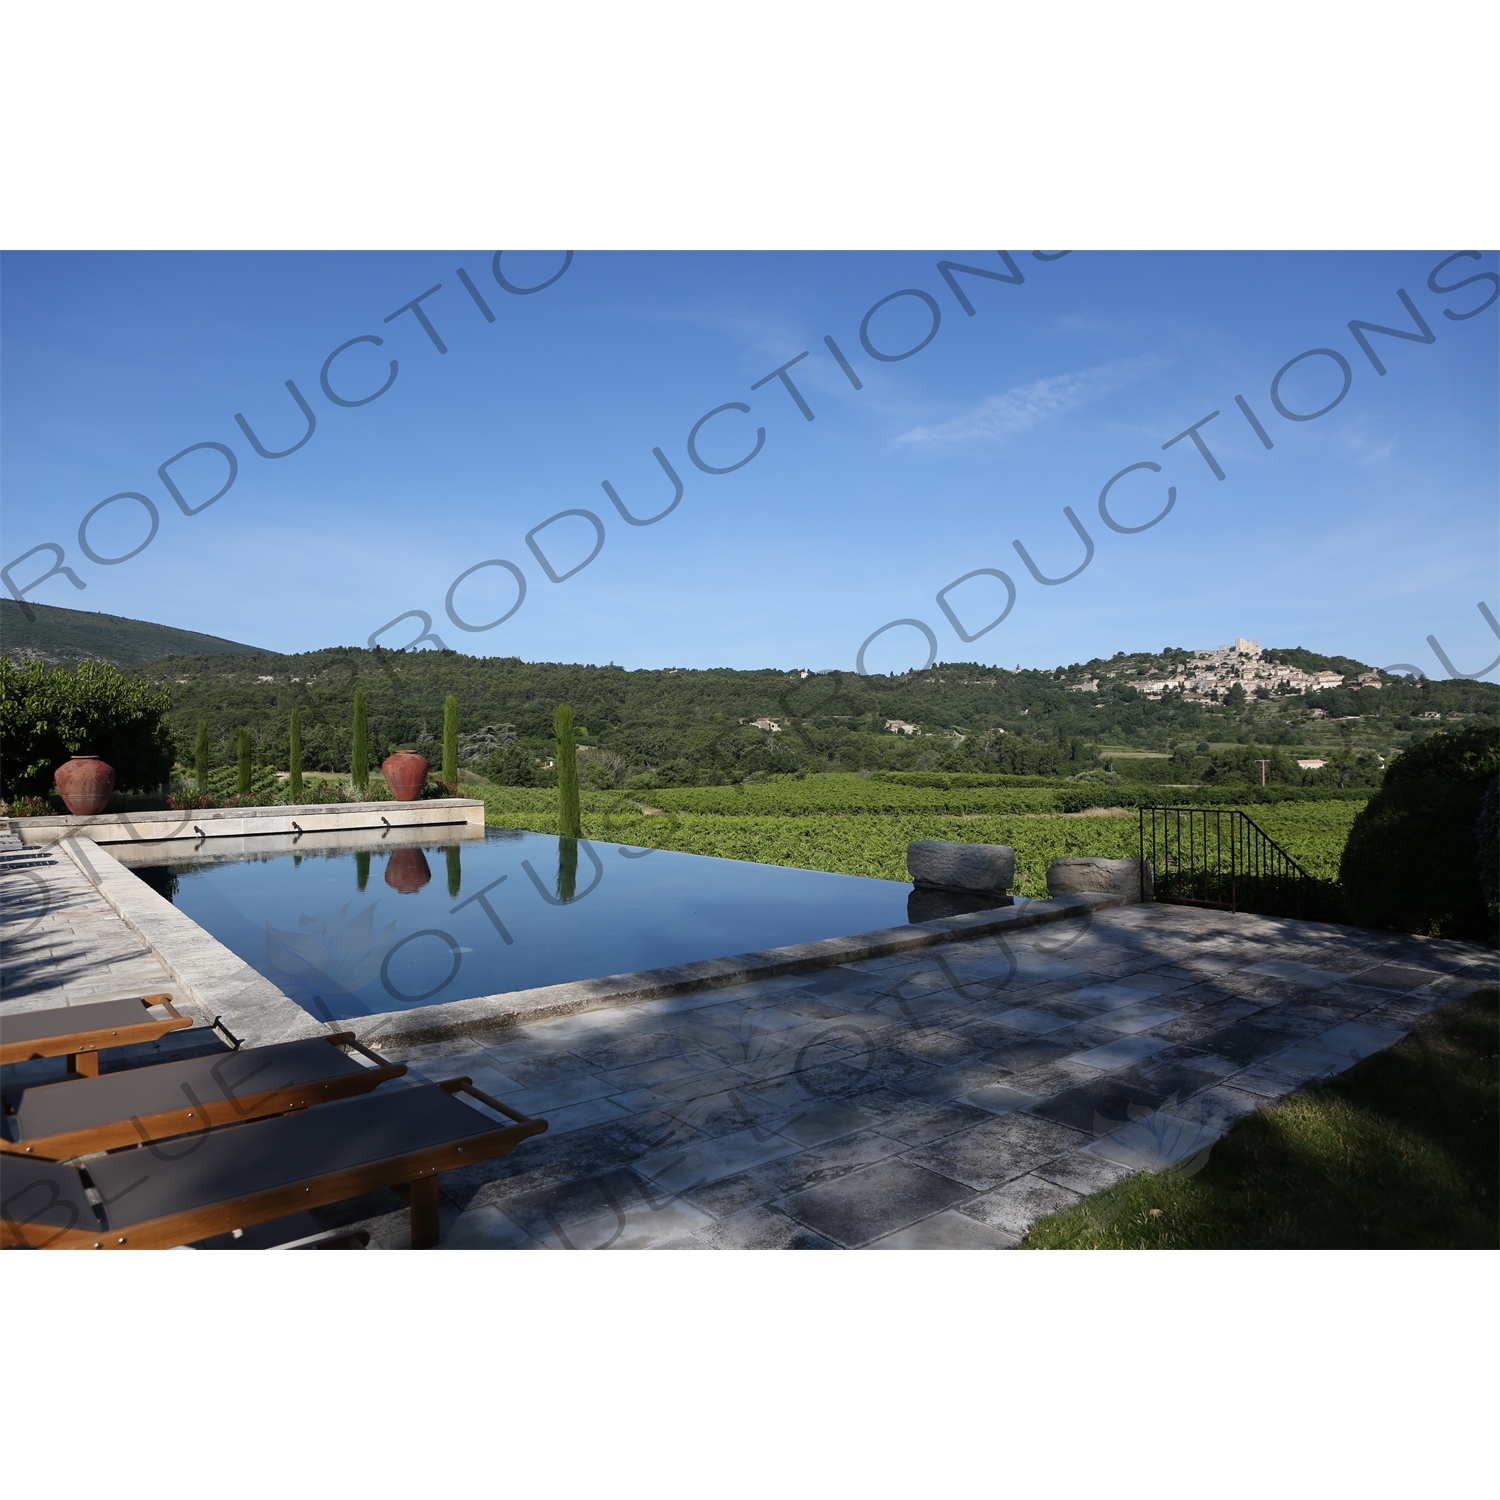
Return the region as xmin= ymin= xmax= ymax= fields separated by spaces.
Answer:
xmin=1139 ymin=806 xmax=1341 ymax=920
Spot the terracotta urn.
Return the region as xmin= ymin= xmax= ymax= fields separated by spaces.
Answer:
xmin=54 ymin=755 xmax=116 ymax=816
xmin=384 ymin=847 xmax=432 ymax=895
xmin=381 ymin=751 xmax=428 ymax=802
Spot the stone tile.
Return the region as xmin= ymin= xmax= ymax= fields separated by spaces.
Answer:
xmin=758 ymin=1129 xmax=909 ymax=1199
xmin=1243 ymin=959 xmax=1344 ymax=989
xmin=440 ymin=1204 xmax=536 ymax=1249
xmin=683 ymin=1205 xmax=839 ymax=1250
xmin=546 ymin=1196 xmax=718 ymax=1250
xmin=888 ymin=1055 xmax=1013 ymax=1104
xmin=865 ymin=1210 xmax=1019 ymax=1250
xmin=1066 ymin=1035 xmax=1174 ymax=1071
xmin=1032 ymin=1151 xmax=1135 ymax=1196
xmin=632 ymin=1125 xmax=802 ymax=1195
xmin=536 ymin=1095 xmax=635 ymax=1136
xmin=1350 ymin=960 xmax=1440 ymax=996
xmin=987 ymin=1006 xmax=1074 ymax=1035
xmin=781 ymin=1159 xmax=973 ymax=1248
xmin=1096 ymin=1005 xmax=1184 ymax=1035
xmin=1188 ymin=1019 xmax=1306 ymax=1067
xmin=1001 ymin=1058 xmax=1103 ymax=1097
xmin=503 ymin=1072 xmax=618 ymax=1114
xmin=960 ymin=1173 xmax=1083 ymax=1237
xmin=773 ymin=1099 xmax=878 ymax=1147
xmin=1030 ymin=1076 xmax=1173 ymax=1135
xmin=1313 ymin=1020 xmax=1407 ymax=1061
xmin=962 ymin=1084 xmax=1040 ymax=1116
xmin=1225 ymin=1061 xmax=1308 ymax=1098
xmin=847 ymin=1089 xmax=994 ymax=1146
xmin=904 ymin=1113 xmax=1087 ymax=1192
xmin=1084 ymin=1112 xmax=1224 ymax=1173
xmin=1260 ymin=1040 xmax=1357 ymax=1081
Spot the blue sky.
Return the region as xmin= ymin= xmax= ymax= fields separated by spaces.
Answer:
xmin=2 ymin=250 xmax=1496 ymax=677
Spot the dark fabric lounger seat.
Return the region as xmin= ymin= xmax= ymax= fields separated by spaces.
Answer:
xmin=0 ymin=1079 xmax=547 ymax=1250
xmin=0 ymin=995 xmax=191 ymax=1075
xmin=1 ymin=1032 xmax=406 ymax=1160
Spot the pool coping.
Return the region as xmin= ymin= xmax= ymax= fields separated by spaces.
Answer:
xmin=15 ymin=798 xmax=485 ymax=847
xmin=36 ymin=821 xmax=1130 ymax=1053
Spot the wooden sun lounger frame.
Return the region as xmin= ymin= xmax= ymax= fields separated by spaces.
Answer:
xmin=0 ymin=1032 xmax=406 ymax=1161
xmin=0 ymin=994 xmax=192 ymax=1076
xmin=3 ymin=1078 xmax=546 ymax=1251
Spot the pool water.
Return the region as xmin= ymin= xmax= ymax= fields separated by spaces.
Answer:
xmin=135 ymin=830 xmax=1004 ymax=1021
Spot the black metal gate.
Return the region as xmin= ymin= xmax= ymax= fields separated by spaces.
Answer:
xmin=1139 ymin=806 xmax=1341 ymax=919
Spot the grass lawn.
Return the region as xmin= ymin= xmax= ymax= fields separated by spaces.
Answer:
xmin=1023 ymin=988 xmax=1499 ymax=1250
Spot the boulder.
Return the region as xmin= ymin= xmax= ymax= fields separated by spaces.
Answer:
xmin=1046 ymin=857 xmax=1153 ymax=902
xmin=907 ymin=840 xmax=1015 ymax=894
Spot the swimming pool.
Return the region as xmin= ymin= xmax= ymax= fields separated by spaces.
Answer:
xmin=133 ymin=830 xmax=1009 ymax=1022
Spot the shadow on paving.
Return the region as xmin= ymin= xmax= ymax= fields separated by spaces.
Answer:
xmin=1020 ymin=987 xmax=1500 ymax=1251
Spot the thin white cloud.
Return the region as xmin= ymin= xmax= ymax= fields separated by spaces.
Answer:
xmin=893 ymin=356 xmax=1159 ymax=447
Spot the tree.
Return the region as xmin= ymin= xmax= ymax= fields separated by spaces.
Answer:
xmin=443 ymin=693 xmax=459 ymax=785
xmin=194 ymin=719 xmax=210 ymax=794
xmin=0 ymin=658 xmax=175 ymax=799
xmin=1341 ymin=725 xmax=1498 ymax=940
xmin=555 ymin=703 xmax=581 ymax=838
xmin=288 ymin=709 xmax=303 ymax=799
xmin=351 ymin=690 xmax=369 ymax=792
xmin=237 ymin=728 xmax=252 ymax=795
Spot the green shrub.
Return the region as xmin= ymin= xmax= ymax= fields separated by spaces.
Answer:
xmin=1340 ymin=725 xmax=1499 ymax=942
xmin=0 ymin=657 xmax=174 ymax=798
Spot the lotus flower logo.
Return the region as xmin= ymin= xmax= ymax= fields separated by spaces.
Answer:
xmin=264 ymin=901 xmax=397 ymax=1019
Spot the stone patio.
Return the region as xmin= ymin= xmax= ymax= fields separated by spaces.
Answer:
xmin=3 ymin=819 xmax=1494 ymax=1248
xmin=329 ymin=900 xmax=1494 ymax=1249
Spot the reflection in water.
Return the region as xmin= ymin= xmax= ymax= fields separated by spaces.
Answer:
xmin=446 ymin=845 xmax=462 ymax=899
xmin=264 ymin=901 xmax=395 ymax=1020
xmin=557 ymin=837 xmax=577 ymax=902
xmin=906 ymin=888 xmax=1014 ymax=924
xmin=385 ymin=847 xmax=432 ymax=895
xmin=355 ymin=849 xmax=370 ymax=892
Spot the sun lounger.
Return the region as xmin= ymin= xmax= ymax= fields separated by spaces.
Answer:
xmin=0 ymin=995 xmax=191 ymax=1076
xmin=1 ymin=1078 xmax=547 ymax=1250
xmin=1 ymin=1032 xmax=406 ymax=1161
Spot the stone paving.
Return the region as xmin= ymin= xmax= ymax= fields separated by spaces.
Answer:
xmin=4 ymin=820 xmax=1494 ymax=1249
xmin=321 ymin=900 xmax=1497 ymax=1250
xmin=0 ymin=828 xmax=177 ymax=1015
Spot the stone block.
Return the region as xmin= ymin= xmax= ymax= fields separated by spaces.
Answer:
xmin=907 ymin=840 xmax=1015 ymax=893
xmin=1046 ymin=857 xmax=1153 ymax=902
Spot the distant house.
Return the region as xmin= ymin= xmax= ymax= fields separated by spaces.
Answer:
xmin=1297 ymin=759 xmax=1327 ymax=770
xmin=1356 ymin=672 xmax=1383 ymax=689
xmin=1418 ymin=710 xmax=1442 ymax=719
xmin=885 ymin=719 xmax=919 ymax=735
xmin=748 ymin=717 xmax=781 ymax=732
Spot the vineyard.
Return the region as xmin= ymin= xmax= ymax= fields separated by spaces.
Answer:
xmin=470 ymin=777 xmax=1364 ymax=896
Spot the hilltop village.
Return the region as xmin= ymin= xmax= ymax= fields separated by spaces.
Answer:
xmin=1067 ymin=639 xmax=1384 ymax=701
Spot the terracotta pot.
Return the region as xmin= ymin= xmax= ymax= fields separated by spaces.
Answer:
xmin=54 ymin=755 xmax=117 ymax=816
xmin=381 ymin=751 xmax=428 ymax=802
xmin=384 ymin=847 xmax=432 ymax=895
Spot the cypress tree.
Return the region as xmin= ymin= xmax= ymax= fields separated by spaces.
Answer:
xmin=555 ymin=703 xmax=581 ymax=838
xmin=236 ymin=728 xmax=252 ymax=796
xmin=288 ymin=709 xmax=303 ymax=801
xmin=443 ymin=693 xmax=459 ymax=786
xmin=351 ymin=690 xmax=369 ymax=794
xmin=446 ymin=844 xmax=462 ymax=899
xmin=194 ymin=720 xmax=209 ymax=795
xmin=355 ymin=849 xmax=370 ymax=892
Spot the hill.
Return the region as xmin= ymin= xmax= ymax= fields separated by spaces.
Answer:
xmin=0 ymin=598 xmax=267 ymax=667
